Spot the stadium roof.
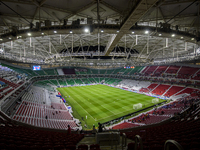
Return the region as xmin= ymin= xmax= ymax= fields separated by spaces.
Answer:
xmin=0 ymin=0 xmax=200 ymax=68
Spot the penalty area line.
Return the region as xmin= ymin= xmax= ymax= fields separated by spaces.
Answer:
xmin=62 ymin=90 xmax=96 ymax=121
xmin=97 ymin=107 xmax=133 ymax=121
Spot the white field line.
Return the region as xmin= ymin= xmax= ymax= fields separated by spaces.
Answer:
xmin=97 ymin=107 xmax=133 ymax=121
xmin=101 ymin=105 xmax=116 ymax=115
xmin=62 ymin=90 xmax=96 ymax=120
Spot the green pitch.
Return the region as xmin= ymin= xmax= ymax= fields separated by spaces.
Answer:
xmin=57 ymin=84 xmax=165 ymax=128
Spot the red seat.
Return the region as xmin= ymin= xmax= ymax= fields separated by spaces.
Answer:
xmin=78 ymin=144 xmax=88 ymax=150
xmin=90 ymin=144 xmax=100 ymax=149
xmin=127 ymin=142 xmax=135 ymax=150
xmin=66 ymin=145 xmax=76 ymax=150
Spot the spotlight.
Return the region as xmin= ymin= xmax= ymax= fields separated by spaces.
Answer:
xmin=0 ymin=39 xmax=3 ymax=41
xmin=27 ymin=33 xmax=31 ymax=36
xmin=191 ymin=38 xmax=194 ymax=40
xmin=132 ymin=31 xmax=134 ymax=34
xmin=9 ymin=37 xmax=11 ymax=39
xmin=159 ymin=34 xmax=162 ymax=36
xmin=101 ymin=30 xmax=104 ymax=33
xmin=145 ymin=30 xmax=149 ymax=34
xmin=181 ymin=37 xmax=183 ymax=39
xmin=54 ymin=31 xmax=57 ymax=33
xmin=84 ymin=28 xmax=89 ymax=33
xmin=17 ymin=36 xmax=22 ymax=39
xmin=117 ymin=30 xmax=119 ymax=33
xmin=171 ymin=34 xmax=175 ymax=37
xmin=41 ymin=33 xmax=44 ymax=35
xmin=70 ymin=30 xmax=73 ymax=34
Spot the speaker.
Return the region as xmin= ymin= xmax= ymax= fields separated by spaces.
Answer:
xmin=45 ymin=20 xmax=51 ymax=26
xmin=63 ymin=19 xmax=68 ymax=25
xmin=36 ymin=22 xmax=41 ymax=30
xmin=30 ymin=23 xmax=34 ymax=29
xmin=87 ymin=18 xmax=93 ymax=24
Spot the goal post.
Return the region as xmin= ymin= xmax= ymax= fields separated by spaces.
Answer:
xmin=152 ymin=98 xmax=159 ymax=104
xmin=133 ymin=103 xmax=143 ymax=110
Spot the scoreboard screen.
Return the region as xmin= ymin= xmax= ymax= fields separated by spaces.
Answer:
xmin=33 ymin=66 xmax=41 ymax=70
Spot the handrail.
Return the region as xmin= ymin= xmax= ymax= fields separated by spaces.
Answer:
xmin=164 ymin=140 xmax=183 ymax=150
xmin=122 ymin=133 xmax=127 ymax=150
xmin=135 ymin=135 xmax=143 ymax=150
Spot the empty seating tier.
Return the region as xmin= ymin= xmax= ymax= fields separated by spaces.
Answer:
xmin=151 ymin=84 xmax=171 ymax=96
xmin=164 ymin=86 xmax=185 ymax=97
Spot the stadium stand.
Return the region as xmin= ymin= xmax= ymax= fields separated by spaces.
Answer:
xmin=151 ymin=84 xmax=171 ymax=96
xmin=0 ymin=117 xmax=84 ymax=150
xmin=143 ymin=66 xmax=158 ymax=76
xmin=153 ymin=66 xmax=168 ymax=76
xmin=177 ymin=66 xmax=199 ymax=79
xmin=164 ymin=86 xmax=185 ymax=97
xmin=62 ymin=68 xmax=76 ymax=75
xmin=124 ymin=108 xmax=200 ymax=150
xmin=11 ymin=86 xmax=79 ymax=130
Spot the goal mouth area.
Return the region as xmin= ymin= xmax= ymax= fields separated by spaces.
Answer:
xmin=152 ymin=98 xmax=159 ymax=104
xmin=133 ymin=103 xmax=143 ymax=110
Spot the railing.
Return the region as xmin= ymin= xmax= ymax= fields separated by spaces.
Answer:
xmin=134 ymin=135 xmax=143 ymax=150
xmin=164 ymin=140 xmax=183 ymax=150
xmin=122 ymin=133 xmax=127 ymax=150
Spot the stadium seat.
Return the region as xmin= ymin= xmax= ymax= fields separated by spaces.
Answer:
xmin=127 ymin=142 xmax=135 ymax=150
xmin=78 ymin=144 xmax=88 ymax=150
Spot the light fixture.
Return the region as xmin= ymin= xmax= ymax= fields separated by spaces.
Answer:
xmin=0 ymin=39 xmax=3 ymax=41
xmin=171 ymin=34 xmax=175 ymax=37
xmin=84 ymin=28 xmax=89 ymax=33
xmin=159 ymin=34 xmax=162 ymax=36
xmin=132 ymin=31 xmax=134 ymax=34
xmin=41 ymin=32 xmax=44 ymax=35
xmin=145 ymin=30 xmax=149 ymax=34
xmin=191 ymin=38 xmax=194 ymax=40
xmin=54 ymin=31 xmax=57 ymax=33
xmin=27 ymin=33 xmax=31 ymax=36
xmin=181 ymin=37 xmax=183 ymax=39
xmin=9 ymin=37 xmax=11 ymax=39
xmin=70 ymin=30 xmax=73 ymax=34
xmin=117 ymin=30 xmax=119 ymax=33
xmin=101 ymin=30 xmax=104 ymax=33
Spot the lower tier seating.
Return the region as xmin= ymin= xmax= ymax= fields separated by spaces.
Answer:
xmin=0 ymin=118 xmax=83 ymax=150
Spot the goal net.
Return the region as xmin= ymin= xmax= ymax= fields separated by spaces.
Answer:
xmin=133 ymin=103 xmax=143 ymax=110
xmin=152 ymin=98 xmax=159 ymax=104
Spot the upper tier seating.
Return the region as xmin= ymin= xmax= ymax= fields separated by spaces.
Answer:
xmin=142 ymin=66 xmax=158 ymax=75
xmin=192 ymin=70 xmax=200 ymax=80
xmin=177 ymin=66 xmax=199 ymax=79
xmin=129 ymin=66 xmax=144 ymax=75
xmin=153 ymin=66 xmax=168 ymax=76
xmin=165 ymin=65 xmax=180 ymax=74
xmin=44 ymin=69 xmax=58 ymax=75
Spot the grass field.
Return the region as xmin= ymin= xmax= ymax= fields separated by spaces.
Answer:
xmin=57 ymin=84 xmax=165 ymax=129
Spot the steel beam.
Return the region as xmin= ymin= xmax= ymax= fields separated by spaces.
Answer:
xmin=104 ymin=0 xmax=159 ymax=56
